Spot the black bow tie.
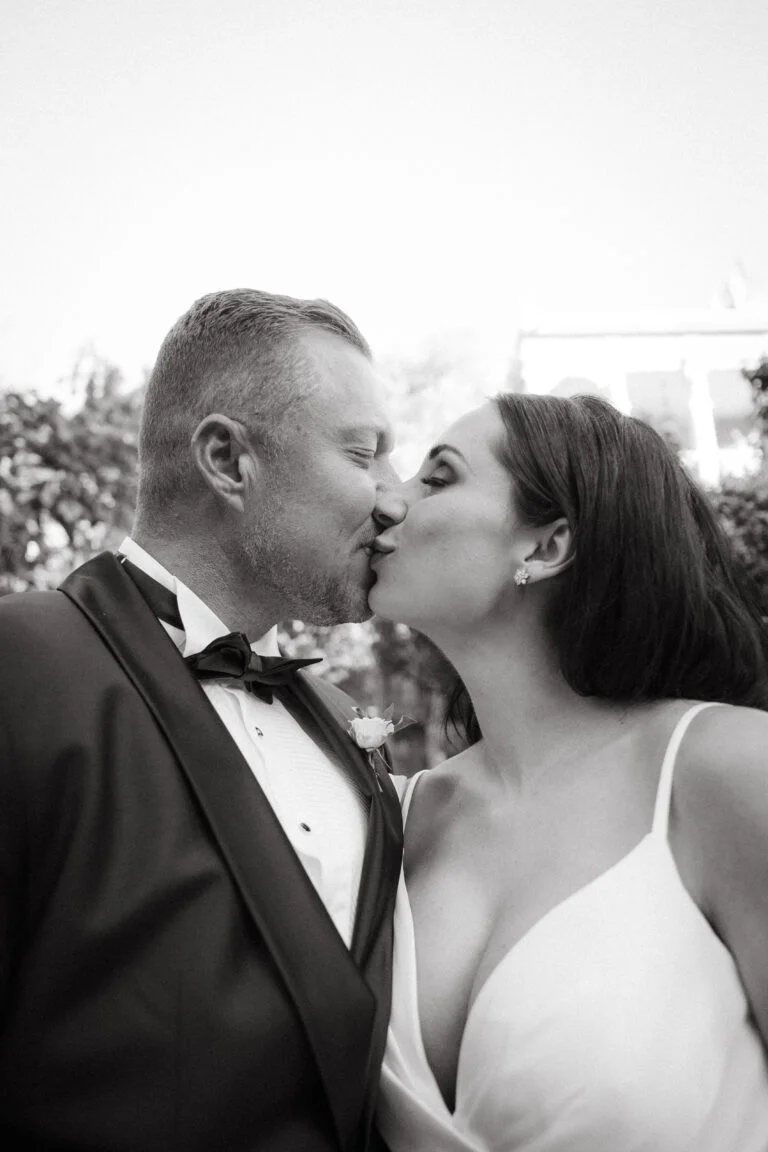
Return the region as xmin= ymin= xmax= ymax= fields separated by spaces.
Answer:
xmin=184 ymin=633 xmax=321 ymax=703
xmin=120 ymin=556 xmax=321 ymax=703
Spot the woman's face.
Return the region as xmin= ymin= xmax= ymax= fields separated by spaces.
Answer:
xmin=369 ymin=401 xmax=526 ymax=634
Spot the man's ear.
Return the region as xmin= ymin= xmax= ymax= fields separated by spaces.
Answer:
xmin=190 ymin=415 xmax=261 ymax=512
xmin=524 ymin=518 xmax=574 ymax=582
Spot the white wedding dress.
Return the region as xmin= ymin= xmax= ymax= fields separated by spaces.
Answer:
xmin=378 ymin=703 xmax=768 ymax=1151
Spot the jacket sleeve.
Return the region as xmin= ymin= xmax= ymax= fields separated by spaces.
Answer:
xmin=0 ymin=715 xmax=26 ymax=1020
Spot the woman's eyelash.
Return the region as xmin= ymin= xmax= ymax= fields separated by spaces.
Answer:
xmin=420 ymin=476 xmax=448 ymax=489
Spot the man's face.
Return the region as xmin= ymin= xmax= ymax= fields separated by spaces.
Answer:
xmin=238 ymin=328 xmax=399 ymax=625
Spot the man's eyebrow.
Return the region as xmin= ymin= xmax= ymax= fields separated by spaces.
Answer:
xmin=427 ymin=443 xmax=470 ymax=467
xmin=341 ymin=425 xmax=395 ymax=452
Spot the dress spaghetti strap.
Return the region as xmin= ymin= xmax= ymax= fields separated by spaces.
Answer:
xmin=651 ymin=702 xmax=723 ymax=839
xmin=402 ymin=769 xmax=428 ymax=826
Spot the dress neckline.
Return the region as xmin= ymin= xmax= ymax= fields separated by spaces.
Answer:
xmin=400 ymin=701 xmax=723 ymax=1117
xmin=401 ymin=831 xmax=661 ymax=1118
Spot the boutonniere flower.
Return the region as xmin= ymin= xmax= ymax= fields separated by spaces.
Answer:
xmin=348 ymin=704 xmax=413 ymax=789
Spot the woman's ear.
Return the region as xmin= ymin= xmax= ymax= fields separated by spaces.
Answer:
xmin=524 ymin=518 xmax=574 ymax=582
xmin=190 ymin=415 xmax=260 ymax=512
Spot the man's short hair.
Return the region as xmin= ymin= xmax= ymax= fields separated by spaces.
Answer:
xmin=136 ymin=288 xmax=370 ymax=519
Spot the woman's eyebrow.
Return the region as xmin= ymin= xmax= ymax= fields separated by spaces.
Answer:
xmin=427 ymin=443 xmax=470 ymax=468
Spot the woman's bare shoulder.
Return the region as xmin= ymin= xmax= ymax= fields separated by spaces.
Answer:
xmin=402 ymin=743 xmax=485 ymax=833
xmin=672 ymin=703 xmax=768 ymax=901
xmin=672 ymin=703 xmax=768 ymax=1047
xmin=674 ymin=703 xmax=768 ymax=802
xmin=422 ymin=743 xmax=485 ymax=792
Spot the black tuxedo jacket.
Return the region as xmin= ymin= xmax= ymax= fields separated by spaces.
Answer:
xmin=0 ymin=553 xmax=403 ymax=1151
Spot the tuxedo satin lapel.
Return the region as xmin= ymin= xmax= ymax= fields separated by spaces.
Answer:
xmin=291 ymin=674 xmax=404 ymax=1143
xmin=288 ymin=672 xmax=403 ymax=958
xmin=59 ymin=553 xmax=376 ymax=1152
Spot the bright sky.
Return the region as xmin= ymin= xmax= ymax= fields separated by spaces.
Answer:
xmin=2 ymin=0 xmax=767 ymax=395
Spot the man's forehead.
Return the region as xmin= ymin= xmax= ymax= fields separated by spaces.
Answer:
xmin=297 ymin=335 xmax=394 ymax=446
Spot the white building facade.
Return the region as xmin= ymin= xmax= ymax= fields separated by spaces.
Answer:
xmin=516 ymin=308 xmax=768 ymax=486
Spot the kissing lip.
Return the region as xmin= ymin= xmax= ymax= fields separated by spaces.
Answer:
xmin=371 ymin=537 xmax=397 ymax=557
xmin=370 ymin=548 xmax=396 ymax=565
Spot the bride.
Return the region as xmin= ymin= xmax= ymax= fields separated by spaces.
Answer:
xmin=369 ymin=393 xmax=768 ymax=1151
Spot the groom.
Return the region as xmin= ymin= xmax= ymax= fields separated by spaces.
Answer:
xmin=0 ymin=290 xmax=405 ymax=1151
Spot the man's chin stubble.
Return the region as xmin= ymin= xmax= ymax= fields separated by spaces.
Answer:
xmin=286 ymin=571 xmax=373 ymax=627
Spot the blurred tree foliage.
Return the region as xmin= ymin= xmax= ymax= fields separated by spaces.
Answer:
xmin=745 ymin=357 xmax=768 ymax=455
xmin=712 ymin=480 xmax=768 ymax=613
xmin=709 ymin=357 xmax=768 ymax=615
xmin=0 ymin=359 xmax=141 ymax=594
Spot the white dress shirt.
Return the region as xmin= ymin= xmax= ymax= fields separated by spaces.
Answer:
xmin=119 ymin=538 xmax=368 ymax=946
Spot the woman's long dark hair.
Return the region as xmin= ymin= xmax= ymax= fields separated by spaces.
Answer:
xmin=447 ymin=392 xmax=768 ymax=745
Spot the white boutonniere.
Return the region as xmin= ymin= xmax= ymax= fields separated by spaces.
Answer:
xmin=348 ymin=704 xmax=413 ymax=789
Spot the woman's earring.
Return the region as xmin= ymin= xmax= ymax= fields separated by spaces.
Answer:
xmin=514 ymin=565 xmax=531 ymax=587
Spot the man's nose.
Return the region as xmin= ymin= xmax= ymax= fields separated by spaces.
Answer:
xmin=373 ymin=465 xmax=408 ymax=529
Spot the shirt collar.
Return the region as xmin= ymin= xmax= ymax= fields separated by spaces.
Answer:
xmin=119 ymin=537 xmax=280 ymax=659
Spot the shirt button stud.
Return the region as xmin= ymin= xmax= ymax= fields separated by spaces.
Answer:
xmin=299 ymin=822 xmax=311 ymax=832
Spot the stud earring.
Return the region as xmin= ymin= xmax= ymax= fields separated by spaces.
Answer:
xmin=514 ymin=565 xmax=531 ymax=587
